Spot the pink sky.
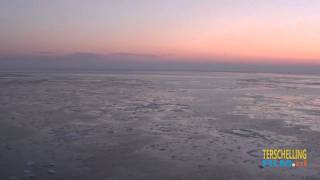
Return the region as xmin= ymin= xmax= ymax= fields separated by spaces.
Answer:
xmin=1 ymin=0 xmax=320 ymax=65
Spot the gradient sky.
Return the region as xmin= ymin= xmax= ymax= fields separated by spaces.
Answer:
xmin=1 ymin=0 xmax=320 ymax=65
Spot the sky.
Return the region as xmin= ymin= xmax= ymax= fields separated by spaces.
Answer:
xmin=1 ymin=0 xmax=320 ymax=69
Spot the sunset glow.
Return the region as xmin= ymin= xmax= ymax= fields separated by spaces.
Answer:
xmin=1 ymin=0 xmax=320 ymax=65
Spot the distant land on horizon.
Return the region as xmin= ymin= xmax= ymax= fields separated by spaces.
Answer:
xmin=0 ymin=53 xmax=320 ymax=75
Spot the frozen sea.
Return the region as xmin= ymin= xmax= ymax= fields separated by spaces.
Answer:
xmin=0 ymin=71 xmax=320 ymax=180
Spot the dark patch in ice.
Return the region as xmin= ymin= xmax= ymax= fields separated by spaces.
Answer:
xmin=305 ymin=82 xmax=320 ymax=86
xmin=222 ymin=129 xmax=270 ymax=141
xmin=247 ymin=149 xmax=261 ymax=158
xmin=295 ymin=108 xmax=320 ymax=116
xmin=134 ymin=103 xmax=161 ymax=111
xmin=4 ymin=79 xmax=49 ymax=85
